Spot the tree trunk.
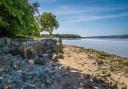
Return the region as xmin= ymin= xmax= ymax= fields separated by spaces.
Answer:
xmin=49 ymin=31 xmax=53 ymax=38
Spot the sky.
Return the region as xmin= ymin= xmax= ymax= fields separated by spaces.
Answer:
xmin=29 ymin=0 xmax=128 ymax=36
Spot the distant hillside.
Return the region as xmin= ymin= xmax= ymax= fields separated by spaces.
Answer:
xmin=41 ymin=34 xmax=81 ymax=38
xmin=84 ymin=34 xmax=128 ymax=38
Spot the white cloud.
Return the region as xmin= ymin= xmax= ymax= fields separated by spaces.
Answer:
xmin=64 ymin=13 xmax=128 ymax=23
xmin=53 ymin=5 xmax=126 ymax=15
xmin=38 ymin=4 xmax=128 ymax=24
xmin=51 ymin=5 xmax=128 ymax=23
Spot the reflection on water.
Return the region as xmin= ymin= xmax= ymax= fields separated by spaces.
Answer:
xmin=62 ymin=38 xmax=128 ymax=57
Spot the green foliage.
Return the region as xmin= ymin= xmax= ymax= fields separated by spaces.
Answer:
xmin=40 ymin=12 xmax=59 ymax=35
xmin=0 ymin=0 xmax=40 ymax=37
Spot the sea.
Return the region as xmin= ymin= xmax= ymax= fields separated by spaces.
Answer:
xmin=62 ymin=38 xmax=128 ymax=58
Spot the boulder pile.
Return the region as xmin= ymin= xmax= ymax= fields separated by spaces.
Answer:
xmin=0 ymin=53 xmax=66 ymax=89
xmin=17 ymin=38 xmax=64 ymax=61
xmin=0 ymin=38 xmax=65 ymax=89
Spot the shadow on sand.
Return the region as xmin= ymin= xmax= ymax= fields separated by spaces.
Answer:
xmin=55 ymin=62 xmax=118 ymax=89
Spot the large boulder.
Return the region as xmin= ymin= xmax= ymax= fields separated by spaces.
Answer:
xmin=17 ymin=38 xmax=64 ymax=60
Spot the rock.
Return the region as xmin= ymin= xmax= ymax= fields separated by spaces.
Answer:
xmin=34 ymin=59 xmax=44 ymax=65
xmin=0 ymin=77 xmax=3 ymax=88
xmin=3 ymin=81 xmax=10 ymax=89
xmin=0 ymin=47 xmax=10 ymax=54
xmin=17 ymin=38 xmax=63 ymax=59
xmin=0 ymin=68 xmax=4 ymax=73
xmin=0 ymin=38 xmax=65 ymax=89
xmin=28 ymin=59 xmax=34 ymax=64
xmin=23 ymin=84 xmax=36 ymax=89
xmin=0 ymin=37 xmax=11 ymax=47
xmin=0 ymin=55 xmax=12 ymax=65
xmin=21 ymin=72 xmax=38 ymax=82
xmin=52 ymin=53 xmax=58 ymax=60
xmin=19 ymin=60 xmax=28 ymax=67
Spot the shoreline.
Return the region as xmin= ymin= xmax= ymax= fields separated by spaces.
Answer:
xmin=58 ymin=45 xmax=128 ymax=88
xmin=64 ymin=44 xmax=128 ymax=59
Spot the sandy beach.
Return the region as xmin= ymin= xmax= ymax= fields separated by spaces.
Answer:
xmin=58 ymin=45 xmax=128 ymax=89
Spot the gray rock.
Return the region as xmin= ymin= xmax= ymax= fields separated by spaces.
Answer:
xmin=0 ymin=38 xmax=65 ymax=89
xmin=0 ymin=77 xmax=3 ymax=88
xmin=23 ymin=84 xmax=36 ymax=89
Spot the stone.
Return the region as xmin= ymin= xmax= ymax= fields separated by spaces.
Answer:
xmin=0 ymin=77 xmax=3 ymax=88
xmin=0 ymin=37 xmax=11 ymax=47
xmin=0 ymin=38 xmax=65 ymax=89
xmin=52 ymin=53 xmax=58 ymax=60
xmin=17 ymin=38 xmax=64 ymax=59
xmin=23 ymin=84 xmax=36 ymax=89
xmin=34 ymin=59 xmax=44 ymax=65
xmin=28 ymin=59 xmax=34 ymax=64
xmin=19 ymin=60 xmax=28 ymax=67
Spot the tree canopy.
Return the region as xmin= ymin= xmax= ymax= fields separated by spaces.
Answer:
xmin=0 ymin=0 xmax=40 ymax=37
xmin=40 ymin=12 xmax=59 ymax=35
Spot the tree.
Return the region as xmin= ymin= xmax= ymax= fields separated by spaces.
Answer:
xmin=0 ymin=0 xmax=40 ymax=37
xmin=40 ymin=12 xmax=59 ymax=35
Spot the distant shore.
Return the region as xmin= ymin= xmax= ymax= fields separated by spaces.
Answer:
xmin=83 ymin=34 xmax=128 ymax=39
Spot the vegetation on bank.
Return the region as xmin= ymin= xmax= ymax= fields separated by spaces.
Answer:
xmin=41 ymin=34 xmax=81 ymax=38
xmin=0 ymin=0 xmax=59 ymax=38
xmin=0 ymin=0 xmax=40 ymax=37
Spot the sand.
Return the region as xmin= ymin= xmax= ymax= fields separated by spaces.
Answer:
xmin=58 ymin=45 xmax=128 ymax=89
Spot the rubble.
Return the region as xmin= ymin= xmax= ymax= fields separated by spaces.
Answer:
xmin=17 ymin=38 xmax=63 ymax=60
xmin=0 ymin=38 xmax=65 ymax=89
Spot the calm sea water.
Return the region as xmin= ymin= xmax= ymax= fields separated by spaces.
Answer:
xmin=62 ymin=38 xmax=128 ymax=58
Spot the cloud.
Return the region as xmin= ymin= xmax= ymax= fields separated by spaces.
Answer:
xmin=51 ymin=5 xmax=128 ymax=23
xmin=53 ymin=5 xmax=126 ymax=15
xmin=37 ymin=4 xmax=128 ymax=24
xmin=64 ymin=13 xmax=128 ymax=23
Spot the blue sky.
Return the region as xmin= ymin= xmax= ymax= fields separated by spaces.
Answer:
xmin=29 ymin=0 xmax=128 ymax=36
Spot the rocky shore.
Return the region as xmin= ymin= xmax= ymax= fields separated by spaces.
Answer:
xmin=59 ymin=45 xmax=128 ymax=89
xmin=0 ymin=38 xmax=65 ymax=89
xmin=0 ymin=38 xmax=128 ymax=89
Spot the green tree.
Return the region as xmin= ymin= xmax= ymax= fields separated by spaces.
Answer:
xmin=0 ymin=0 xmax=40 ymax=37
xmin=40 ymin=12 xmax=59 ymax=35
